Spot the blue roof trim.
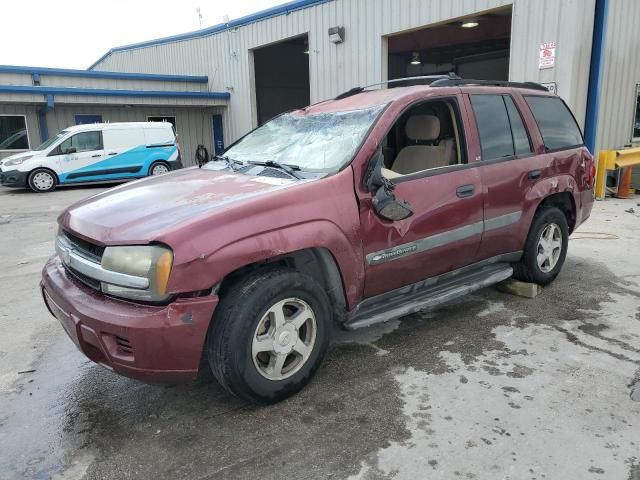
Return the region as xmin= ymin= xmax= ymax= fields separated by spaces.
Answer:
xmin=88 ymin=0 xmax=333 ymax=69
xmin=0 ymin=85 xmax=229 ymax=100
xmin=0 ymin=65 xmax=208 ymax=83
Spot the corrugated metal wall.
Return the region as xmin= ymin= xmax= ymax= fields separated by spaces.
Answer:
xmin=45 ymin=106 xmax=221 ymax=167
xmin=94 ymin=0 xmax=598 ymax=144
xmin=596 ymin=0 xmax=640 ymax=150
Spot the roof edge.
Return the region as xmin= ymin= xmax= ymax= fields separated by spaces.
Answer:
xmin=0 ymin=65 xmax=207 ymax=83
xmin=88 ymin=0 xmax=333 ymax=70
xmin=0 ymin=85 xmax=230 ymax=100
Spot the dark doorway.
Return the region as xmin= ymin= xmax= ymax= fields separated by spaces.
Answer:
xmin=253 ymin=34 xmax=310 ymax=125
xmin=387 ymin=7 xmax=512 ymax=82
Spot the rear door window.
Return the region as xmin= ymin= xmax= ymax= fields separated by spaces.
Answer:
xmin=524 ymin=96 xmax=583 ymax=150
xmin=504 ymin=96 xmax=532 ymax=156
xmin=470 ymin=95 xmax=515 ymax=161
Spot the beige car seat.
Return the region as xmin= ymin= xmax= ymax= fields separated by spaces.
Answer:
xmin=392 ymin=115 xmax=456 ymax=175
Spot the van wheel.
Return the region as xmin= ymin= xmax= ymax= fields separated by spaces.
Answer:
xmin=28 ymin=168 xmax=57 ymax=193
xmin=513 ymin=207 xmax=569 ymax=286
xmin=149 ymin=162 xmax=170 ymax=176
xmin=207 ymin=268 xmax=331 ymax=404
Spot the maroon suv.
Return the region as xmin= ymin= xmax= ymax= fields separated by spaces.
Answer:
xmin=41 ymin=77 xmax=595 ymax=404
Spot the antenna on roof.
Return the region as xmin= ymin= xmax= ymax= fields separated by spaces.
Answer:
xmin=196 ymin=7 xmax=203 ymax=29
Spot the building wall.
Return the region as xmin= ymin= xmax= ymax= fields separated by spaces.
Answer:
xmin=93 ymin=0 xmax=598 ymax=145
xmin=596 ymin=0 xmax=640 ymax=150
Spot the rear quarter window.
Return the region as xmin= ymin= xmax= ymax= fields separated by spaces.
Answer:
xmin=144 ymin=127 xmax=175 ymax=146
xmin=103 ymin=128 xmax=145 ymax=149
xmin=524 ymin=96 xmax=583 ymax=151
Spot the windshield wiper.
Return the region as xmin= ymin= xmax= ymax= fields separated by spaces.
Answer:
xmin=214 ymin=155 xmax=244 ymax=171
xmin=248 ymin=160 xmax=303 ymax=180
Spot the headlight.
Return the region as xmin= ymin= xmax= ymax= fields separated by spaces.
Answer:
xmin=100 ymin=245 xmax=173 ymax=302
xmin=4 ymin=155 xmax=32 ymax=167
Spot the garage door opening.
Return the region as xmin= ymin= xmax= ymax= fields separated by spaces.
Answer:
xmin=387 ymin=6 xmax=512 ymax=83
xmin=253 ymin=35 xmax=310 ymax=126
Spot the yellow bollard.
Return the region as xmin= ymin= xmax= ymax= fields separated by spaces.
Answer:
xmin=595 ymin=150 xmax=609 ymax=200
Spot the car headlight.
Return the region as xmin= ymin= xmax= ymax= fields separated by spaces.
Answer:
xmin=100 ymin=245 xmax=173 ymax=302
xmin=4 ymin=155 xmax=32 ymax=167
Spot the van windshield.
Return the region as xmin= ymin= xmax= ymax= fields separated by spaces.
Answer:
xmin=221 ymin=105 xmax=385 ymax=171
xmin=34 ymin=130 xmax=69 ymax=151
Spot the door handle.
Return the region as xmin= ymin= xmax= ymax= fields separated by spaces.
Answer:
xmin=108 ymin=152 xmax=118 ymax=155
xmin=91 ymin=154 xmax=101 ymax=158
xmin=528 ymin=169 xmax=542 ymax=180
xmin=456 ymin=184 xmax=475 ymax=198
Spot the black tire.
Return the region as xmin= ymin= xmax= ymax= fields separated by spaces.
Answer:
xmin=207 ymin=268 xmax=331 ymax=404
xmin=148 ymin=161 xmax=170 ymax=176
xmin=513 ymin=206 xmax=569 ymax=285
xmin=27 ymin=168 xmax=58 ymax=193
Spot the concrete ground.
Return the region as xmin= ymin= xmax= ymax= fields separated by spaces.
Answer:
xmin=0 ymin=185 xmax=639 ymax=480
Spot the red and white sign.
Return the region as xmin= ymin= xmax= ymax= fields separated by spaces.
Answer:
xmin=539 ymin=42 xmax=556 ymax=69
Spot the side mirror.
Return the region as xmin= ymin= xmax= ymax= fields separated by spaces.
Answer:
xmin=363 ymin=148 xmax=386 ymax=193
xmin=63 ymin=147 xmax=77 ymax=154
xmin=364 ymin=147 xmax=413 ymax=221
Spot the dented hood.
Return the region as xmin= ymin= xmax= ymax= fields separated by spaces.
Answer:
xmin=60 ymin=167 xmax=297 ymax=243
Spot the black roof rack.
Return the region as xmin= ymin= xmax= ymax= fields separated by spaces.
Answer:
xmin=334 ymin=73 xmax=461 ymax=100
xmin=429 ymin=78 xmax=549 ymax=92
xmin=333 ymin=75 xmax=550 ymax=101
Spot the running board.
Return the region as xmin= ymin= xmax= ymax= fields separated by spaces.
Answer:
xmin=345 ymin=263 xmax=513 ymax=330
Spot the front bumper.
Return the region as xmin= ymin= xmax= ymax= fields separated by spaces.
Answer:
xmin=41 ymin=256 xmax=219 ymax=384
xmin=0 ymin=169 xmax=28 ymax=188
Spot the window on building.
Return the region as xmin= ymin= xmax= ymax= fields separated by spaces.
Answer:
xmin=524 ymin=96 xmax=583 ymax=151
xmin=0 ymin=115 xmax=29 ymax=150
xmin=147 ymin=116 xmax=177 ymax=131
xmin=58 ymin=131 xmax=103 ymax=153
xmin=471 ymin=95 xmax=515 ymax=161
xmin=633 ymin=84 xmax=640 ymax=141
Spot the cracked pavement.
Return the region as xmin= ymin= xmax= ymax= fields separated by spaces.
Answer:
xmin=0 ymin=186 xmax=639 ymax=480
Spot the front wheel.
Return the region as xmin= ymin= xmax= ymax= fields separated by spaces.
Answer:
xmin=513 ymin=206 xmax=569 ymax=285
xmin=207 ymin=269 xmax=331 ymax=404
xmin=28 ymin=168 xmax=57 ymax=193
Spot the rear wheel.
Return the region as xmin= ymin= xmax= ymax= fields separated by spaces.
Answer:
xmin=149 ymin=161 xmax=170 ymax=176
xmin=28 ymin=168 xmax=57 ymax=193
xmin=207 ymin=268 xmax=331 ymax=404
xmin=513 ymin=207 xmax=569 ymax=285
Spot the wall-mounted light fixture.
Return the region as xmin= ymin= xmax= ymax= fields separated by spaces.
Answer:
xmin=328 ymin=26 xmax=345 ymax=44
xmin=410 ymin=52 xmax=421 ymax=65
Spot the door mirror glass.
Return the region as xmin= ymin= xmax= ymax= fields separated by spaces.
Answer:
xmin=63 ymin=146 xmax=77 ymax=154
xmin=363 ymin=148 xmax=387 ymax=193
xmin=373 ymin=186 xmax=414 ymax=221
xmin=365 ymin=147 xmax=413 ymax=221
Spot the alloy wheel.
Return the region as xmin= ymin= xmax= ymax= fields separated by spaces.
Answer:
xmin=251 ymin=298 xmax=317 ymax=381
xmin=536 ymin=222 xmax=562 ymax=273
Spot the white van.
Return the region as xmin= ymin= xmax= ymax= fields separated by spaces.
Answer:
xmin=0 ymin=122 xmax=182 ymax=192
